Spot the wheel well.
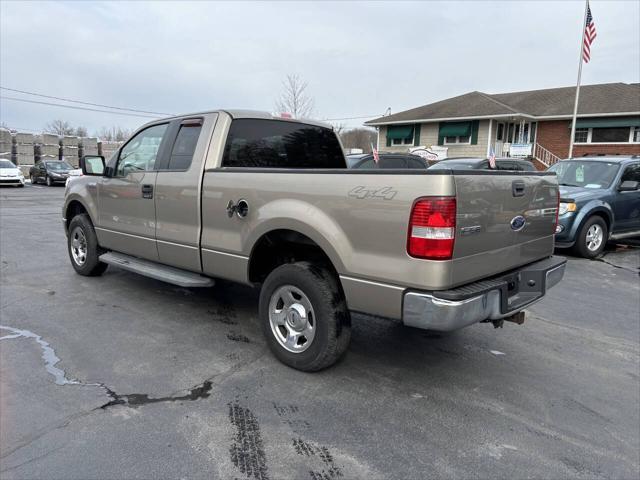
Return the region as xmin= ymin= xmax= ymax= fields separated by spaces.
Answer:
xmin=585 ymin=210 xmax=611 ymax=233
xmin=65 ymin=201 xmax=89 ymax=231
xmin=248 ymin=229 xmax=339 ymax=285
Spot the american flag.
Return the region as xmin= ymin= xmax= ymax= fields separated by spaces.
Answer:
xmin=488 ymin=147 xmax=496 ymax=169
xmin=371 ymin=143 xmax=380 ymax=163
xmin=583 ymin=2 xmax=597 ymax=63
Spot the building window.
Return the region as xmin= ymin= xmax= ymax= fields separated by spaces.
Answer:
xmin=387 ymin=125 xmax=414 ymax=146
xmin=444 ymin=135 xmax=471 ymax=145
xmin=574 ymin=128 xmax=589 ymax=143
xmin=591 ymin=127 xmax=631 ymax=143
xmin=496 ymin=123 xmax=505 ymax=141
xmin=392 ymin=136 xmax=413 ymax=145
xmin=574 ymin=126 xmax=640 ymax=144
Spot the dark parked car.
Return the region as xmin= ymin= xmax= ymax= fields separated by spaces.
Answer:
xmin=29 ymin=160 xmax=74 ymax=186
xmin=346 ymin=153 xmax=434 ymax=169
xmin=549 ymin=156 xmax=640 ymax=258
xmin=428 ymin=157 xmax=537 ymax=171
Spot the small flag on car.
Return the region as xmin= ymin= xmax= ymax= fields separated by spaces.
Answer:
xmin=489 ymin=147 xmax=496 ymax=169
xmin=371 ymin=143 xmax=380 ymax=164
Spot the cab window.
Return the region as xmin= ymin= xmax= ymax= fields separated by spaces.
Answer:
xmin=116 ymin=124 xmax=168 ymax=176
xmin=620 ymin=163 xmax=640 ymax=183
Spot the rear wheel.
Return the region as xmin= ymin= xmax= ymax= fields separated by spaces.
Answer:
xmin=574 ymin=216 xmax=608 ymax=258
xmin=67 ymin=214 xmax=108 ymax=276
xmin=259 ymin=261 xmax=351 ymax=371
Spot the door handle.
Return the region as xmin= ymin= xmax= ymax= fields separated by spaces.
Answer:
xmin=512 ymin=180 xmax=525 ymax=197
xmin=142 ymin=184 xmax=153 ymax=199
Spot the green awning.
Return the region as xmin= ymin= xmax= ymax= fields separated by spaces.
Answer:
xmin=575 ymin=116 xmax=640 ymax=128
xmin=439 ymin=121 xmax=472 ymax=137
xmin=387 ymin=125 xmax=414 ymax=139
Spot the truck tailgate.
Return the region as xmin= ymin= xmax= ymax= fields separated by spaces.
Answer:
xmin=450 ymin=173 xmax=558 ymax=287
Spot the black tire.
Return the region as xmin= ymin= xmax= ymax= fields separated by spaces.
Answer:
xmin=259 ymin=261 xmax=351 ymax=372
xmin=67 ymin=214 xmax=108 ymax=276
xmin=46 ymin=176 xmax=52 ymax=186
xmin=31 ymin=174 xmax=37 ymax=184
xmin=573 ymin=216 xmax=608 ymax=259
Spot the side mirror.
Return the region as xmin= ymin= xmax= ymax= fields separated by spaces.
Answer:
xmin=619 ymin=180 xmax=639 ymax=192
xmin=80 ymin=155 xmax=105 ymax=176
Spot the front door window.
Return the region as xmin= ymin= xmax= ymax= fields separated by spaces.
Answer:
xmin=116 ymin=124 xmax=168 ymax=176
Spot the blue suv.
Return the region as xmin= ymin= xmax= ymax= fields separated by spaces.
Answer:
xmin=549 ymin=156 xmax=640 ymax=258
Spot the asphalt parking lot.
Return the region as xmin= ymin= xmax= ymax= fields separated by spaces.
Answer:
xmin=1 ymin=184 xmax=639 ymax=480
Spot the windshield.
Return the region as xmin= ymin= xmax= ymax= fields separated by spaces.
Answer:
xmin=0 ymin=160 xmax=16 ymax=169
xmin=46 ymin=162 xmax=73 ymax=170
xmin=548 ymin=160 xmax=620 ymax=189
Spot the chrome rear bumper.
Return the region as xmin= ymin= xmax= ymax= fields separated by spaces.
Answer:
xmin=403 ymin=256 xmax=566 ymax=331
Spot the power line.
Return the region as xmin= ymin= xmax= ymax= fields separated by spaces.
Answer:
xmin=0 ymin=86 xmax=173 ymax=116
xmin=0 ymin=96 xmax=161 ymax=119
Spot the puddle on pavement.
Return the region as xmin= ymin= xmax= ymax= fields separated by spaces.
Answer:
xmin=0 ymin=324 xmax=88 ymax=386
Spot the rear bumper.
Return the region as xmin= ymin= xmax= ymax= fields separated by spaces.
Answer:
xmin=402 ymin=256 xmax=566 ymax=331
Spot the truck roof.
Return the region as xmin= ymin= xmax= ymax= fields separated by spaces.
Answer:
xmin=151 ymin=109 xmax=334 ymax=130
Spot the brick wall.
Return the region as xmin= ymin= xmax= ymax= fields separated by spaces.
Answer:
xmin=536 ymin=120 xmax=640 ymax=158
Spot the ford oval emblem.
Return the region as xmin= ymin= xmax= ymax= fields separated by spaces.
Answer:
xmin=510 ymin=215 xmax=526 ymax=231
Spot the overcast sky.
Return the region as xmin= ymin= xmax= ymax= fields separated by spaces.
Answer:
xmin=1 ymin=0 xmax=638 ymax=135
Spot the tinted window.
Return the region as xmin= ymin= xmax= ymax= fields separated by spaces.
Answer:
xmin=621 ymin=163 xmax=640 ymax=183
xmin=497 ymin=161 xmax=516 ymax=170
xmin=407 ymin=158 xmax=428 ymax=169
xmin=222 ymin=119 xmax=345 ymax=169
xmin=381 ymin=157 xmax=407 ymax=168
xmin=46 ymin=161 xmax=72 ymax=170
xmin=117 ymin=124 xmax=168 ymax=175
xmin=167 ymin=124 xmax=202 ymax=170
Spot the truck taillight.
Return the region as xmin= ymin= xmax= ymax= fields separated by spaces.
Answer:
xmin=407 ymin=197 xmax=456 ymax=260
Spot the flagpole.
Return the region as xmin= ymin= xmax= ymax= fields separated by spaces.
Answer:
xmin=569 ymin=0 xmax=590 ymax=159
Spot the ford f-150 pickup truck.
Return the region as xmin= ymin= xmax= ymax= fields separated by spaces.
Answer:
xmin=63 ymin=110 xmax=566 ymax=371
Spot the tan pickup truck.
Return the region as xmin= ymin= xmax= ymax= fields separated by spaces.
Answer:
xmin=63 ymin=110 xmax=566 ymax=371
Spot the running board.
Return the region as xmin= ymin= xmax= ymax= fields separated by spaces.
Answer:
xmin=610 ymin=231 xmax=640 ymax=241
xmin=99 ymin=252 xmax=215 ymax=288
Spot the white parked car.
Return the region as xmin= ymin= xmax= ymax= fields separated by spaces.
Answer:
xmin=0 ymin=159 xmax=25 ymax=187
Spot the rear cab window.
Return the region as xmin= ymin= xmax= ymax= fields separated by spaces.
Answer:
xmin=222 ymin=119 xmax=345 ymax=169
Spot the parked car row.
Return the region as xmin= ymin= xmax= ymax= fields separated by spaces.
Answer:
xmin=7 ymin=150 xmax=639 ymax=262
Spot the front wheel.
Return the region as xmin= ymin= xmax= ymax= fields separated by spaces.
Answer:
xmin=259 ymin=262 xmax=351 ymax=372
xmin=46 ymin=176 xmax=52 ymax=186
xmin=574 ymin=216 xmax=608 ymax=258
xmin=67 ymin=214 xmax=108 ymax=276
xmin=31 ymin=174 xmax=37 ymax=184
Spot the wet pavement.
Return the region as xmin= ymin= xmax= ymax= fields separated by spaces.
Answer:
xmin=1 ymin=184 xmax=639 ymax=479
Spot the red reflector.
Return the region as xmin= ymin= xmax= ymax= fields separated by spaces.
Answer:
xmin=407 ymin=197 xmax=456 ymax=260
xmin=553 ymin=188 xmax=560 ymax=233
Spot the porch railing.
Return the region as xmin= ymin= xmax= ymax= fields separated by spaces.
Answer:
xmin=533 ymin=143 xmax=561 ymax=167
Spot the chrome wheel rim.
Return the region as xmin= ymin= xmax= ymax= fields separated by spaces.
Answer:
xmin=586 ymin=224 xmax=603 ymax=252
xmin=268 ymin=285 xmax=315 ymax=353
xmin=70 ymin=226 xmax=88 ymax=266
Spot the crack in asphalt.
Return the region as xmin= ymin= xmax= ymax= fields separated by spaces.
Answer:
xmin=0 ymin=324 xmax=215 ymax=411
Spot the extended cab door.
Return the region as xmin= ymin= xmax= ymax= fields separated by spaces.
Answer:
xmin=153 ymin=115 xmax=216 ymax=271
xmin=96 ymin=123 xmax=170 ymax=261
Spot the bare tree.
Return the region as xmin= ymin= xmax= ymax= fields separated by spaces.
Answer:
xmin=275 ymin=74 xmax=314 ymax=118
xmin=45 ymin=119 xmax=74 ymax=136
xmin=75 ymin=126 xmax=88 ymax=137
xmin=340 ymin=128 xmax=378 ymax=152
xmin=96 ymin=126 xmax=131 ymax=142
